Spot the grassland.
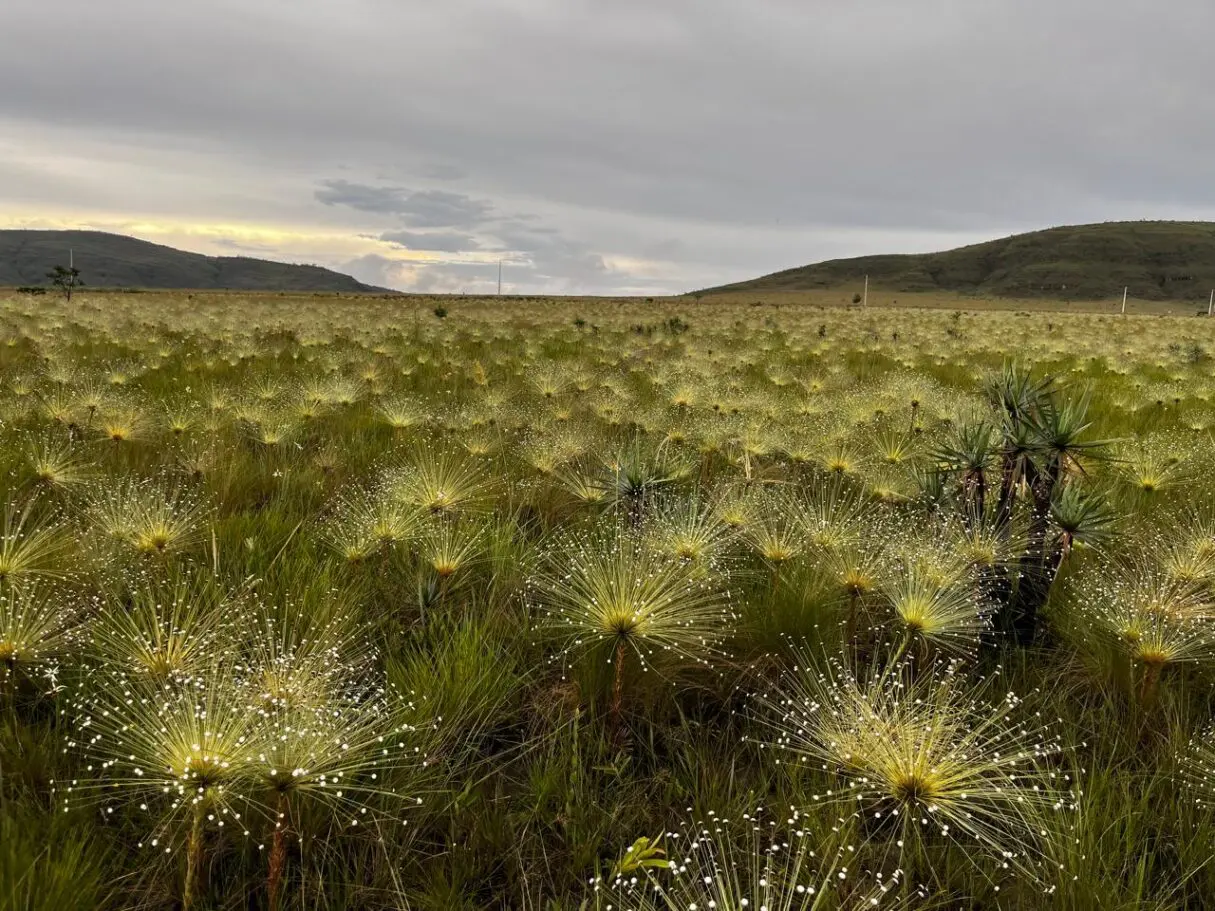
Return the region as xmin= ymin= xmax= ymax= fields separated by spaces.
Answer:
xmin=3 ymin=290 xmax=1215 ymax=910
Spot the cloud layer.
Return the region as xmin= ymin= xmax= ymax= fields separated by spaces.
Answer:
xmin=3 ymin=0 xmax=1214 ymax=293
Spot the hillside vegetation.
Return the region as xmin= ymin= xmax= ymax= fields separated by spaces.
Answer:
xmin=702 ymin=221 xmax=1215 ymax=301
xmin=0 ymin=229 xmax=381 ymax=292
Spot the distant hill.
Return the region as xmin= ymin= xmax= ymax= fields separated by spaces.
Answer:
xmin=0 ymin=230 xmax=384 ymax=292
xmin=700 ymin=221 xmax=1215 ymax=301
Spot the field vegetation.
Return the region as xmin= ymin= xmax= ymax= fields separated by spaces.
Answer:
xmin=2 ymin=290 xmax=1215 ymax=909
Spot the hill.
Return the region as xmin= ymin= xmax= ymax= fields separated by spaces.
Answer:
xmin=0 ymin=230 xmax=384 ymax=292
xmin=700 ymin=221 xmax=1215 ymax=301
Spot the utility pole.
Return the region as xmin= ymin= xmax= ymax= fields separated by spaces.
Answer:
xmin=1121 ymin=286 xmax=1128 ymax=315
xmin=863 ymin=274 xmax=869 ymax=308
xmin=1208 ymin=289 xmax=1213 ymax=316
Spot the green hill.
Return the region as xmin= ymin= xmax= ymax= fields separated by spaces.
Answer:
xmin=700 ymin=221 xmax=1215 ymax=301
xmin=0 ymin=230 xmax=383 ymax=292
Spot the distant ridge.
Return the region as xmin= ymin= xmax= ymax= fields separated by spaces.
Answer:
xmin=699 ymin=221 xmax=1215 ymax=301
xmin=0 ymin=230 xmax=385 ymax=292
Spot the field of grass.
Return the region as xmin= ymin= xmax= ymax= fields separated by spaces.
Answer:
xmin=699 ymin=287 xmax=1215 ymax=316
xmin=4 ymin=290 xmax=1215 ymax=910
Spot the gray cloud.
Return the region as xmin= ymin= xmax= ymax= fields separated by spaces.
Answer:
xmin=3 ymin=0 xmax=1214 ymax=293
xmin=379 ymin=229 xmax=482 ymax=253
xmin=419 ymin=163 xmax=469 ymax=181
xmin=316 ymin=180 xmax=494 ymax=229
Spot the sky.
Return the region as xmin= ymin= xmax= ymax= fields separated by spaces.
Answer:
xmin=3 ymin=0 xmax=1214 ymax=295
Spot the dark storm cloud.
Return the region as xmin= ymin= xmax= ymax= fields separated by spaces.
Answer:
xmin=4 ymin=0 xmax=1215 ymax=292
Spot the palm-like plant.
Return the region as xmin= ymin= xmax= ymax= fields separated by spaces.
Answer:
xmin=600 ymin=438 xmax=690 ymax=523
xmin=1032 ymin=393 xmax=1106 ymax=492
xmin=931 ymin=420 xmax=996 ymax=522
xmin=1047 ymin=484 xmax=1116 ymax=576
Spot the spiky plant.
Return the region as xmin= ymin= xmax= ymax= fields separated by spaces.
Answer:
xmin=532 ymin=527 xmax=734 ymax=735
xmin=237 ymin=593 xmax=377 ymax=713
xmin=879 ymin=561 xmax=991 ymax=659
xmin=23 ymin=435 xmax=93 ymax=493
xmin=761 ymin=656 xmax=1075 ymax=888
xmin=1073 ymin=558 xmax=1215 ymax=707
xmin=61 ymin=665 xmax=261 ymax=911
xmin=553 ymin=461 xmax=611 ymax=506
xmin=788 ymin=483 xmax=868 ymax=555
xmin=1115 ymin=435 xmax=1196 ymax=498
xmin=88 ymin=569 xmax=234 ymax=682
xmin=245 ymin=695 xmax=429 ymax=910
xmin=0 ymin=501 xmax=74 ymax=585
xmin=646 ymin=494 xmax=739 ymax=569
xmin=819 ymin=538 xmax=891 ymax=649
xmin=1181 ymin=723 xmax=1215 ymax=812
xmin=594 ymin=810 xmax=899 ymax=910
xmin=418 ymin=517 xmax=485 ymax=588
xmin=319 ymin=487 xmax=417 ymax=564
xmin=1155 ymin=511 xmax=1215 ymax=591
xmin=383 ymin=447 xmax=491 ymax=518
xmin=0 ymin=582 xmax=82 ymax=690
xmin=235 ymin=612 xmax=427 ymax=911
xmin=746 ymin=491 xmax=805 ymax=576
xmin=83 ymin=477 xmax=209 ymax=558
xmin=97 ymin=404 xmax=147 ymax=444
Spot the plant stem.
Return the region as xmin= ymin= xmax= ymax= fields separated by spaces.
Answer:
xmin=1139 ymin=662 xmax=1163 ymax=712
xmin=183 ymin=799 xmax=206 ymax=911
xmin=268 ymin=793 xmax=288 ymax=911
xmin=845 ymin=590 xmax=859 ymax=654
xmin=610 ymin=639 xmax=627 ymax=745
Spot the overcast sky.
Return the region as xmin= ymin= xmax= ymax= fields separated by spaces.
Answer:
xmin=3 ymin=1 xmax=1214 ymax=295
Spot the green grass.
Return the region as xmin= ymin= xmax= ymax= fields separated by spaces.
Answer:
xmin=2 ymin=290 xmax=1215 ymax=908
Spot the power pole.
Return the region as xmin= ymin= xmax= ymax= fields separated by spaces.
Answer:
xmin=1208 ymin=289 xmax=1213 ymax=316
xmin=1121 ymin=286 xmax=1128 ymax=315
xmin=863 ymin=274 xmax=869 ymax=308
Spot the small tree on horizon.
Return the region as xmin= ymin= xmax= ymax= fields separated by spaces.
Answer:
xmin=47 ymin=264 xmax=83 ymax=301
